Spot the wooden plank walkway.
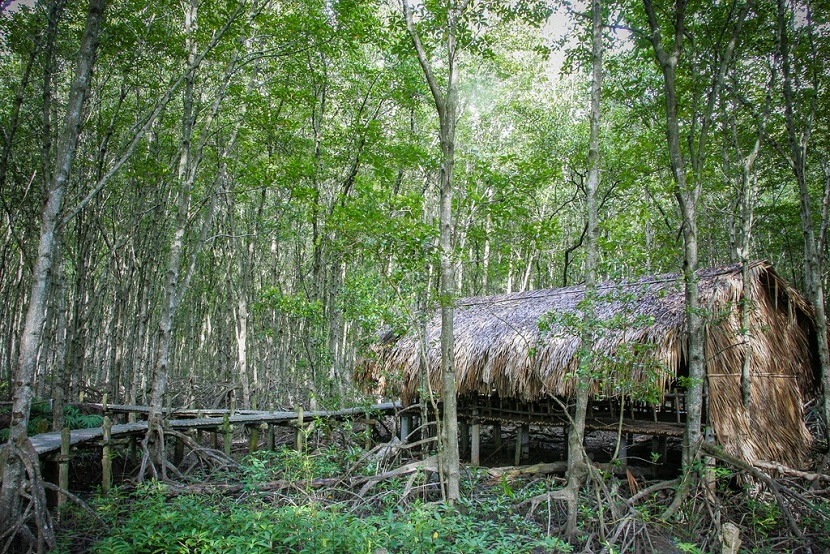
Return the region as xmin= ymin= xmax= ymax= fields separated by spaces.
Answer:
xmin=20 ymin=402 xmax=400 ymax=457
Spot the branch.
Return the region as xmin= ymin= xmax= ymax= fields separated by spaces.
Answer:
xmin=60 ymin=0 xmax=247 ymax=227
xmin=402 ymin=1 xmax=446 ymax=117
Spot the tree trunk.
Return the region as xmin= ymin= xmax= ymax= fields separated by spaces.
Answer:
xmin=642 ymin=0 xmax=749 ymax=470
xmin=776 ymin=0 xmax=830 ymax=447
xmin=403 ymin=0 xmax=463 ymax=503
xmin=565 ymin=0 xmax=602 ymax=538
xmin=0 ymin=0 xmax=104 ymax=542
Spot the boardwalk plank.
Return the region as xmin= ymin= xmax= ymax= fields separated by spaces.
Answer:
xmin=10 ymin=402 xmax=400 ymax=456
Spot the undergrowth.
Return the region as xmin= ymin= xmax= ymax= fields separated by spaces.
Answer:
xmin=53 ymin=435 xmax=830 ymax=553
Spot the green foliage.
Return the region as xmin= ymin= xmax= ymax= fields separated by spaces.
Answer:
xmin=84 ymin=476 xmax=573 ymax=554
xmin=0 ymin=402 xmax=103 ymax=442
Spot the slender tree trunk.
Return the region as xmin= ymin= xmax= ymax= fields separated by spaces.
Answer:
xmin=0 ymin=0 xmax=104 ymax=542
xmin=565 ymin=0 xmax=602 ymax=538
xmin=403 ymin=0 xmax=464 ymax=503
xmin=643 ymin=0 xmax=749 ymax=471
xmin=776 ymin=0 xmax=830 ymax=445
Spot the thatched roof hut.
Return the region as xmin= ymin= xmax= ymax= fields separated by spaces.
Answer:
xmin=360 ymin=261 xmax=819 ymax=467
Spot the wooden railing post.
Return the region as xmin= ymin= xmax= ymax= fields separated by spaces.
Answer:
xmin=248 ymin=424 xmax=261 ymax=454
xmin=102 ymin=416 xmax=112 ymax=496
xmin=223 ymin=414 xmax=232 ymax=456
xmin=267 ymin=423 xmax=275 ymax=451
xmin=196 ymin=410 xmax=204 ymax=445
xmin=294 ymin=407 xmax=304 ymax=453
xmin=58 ymin=427 xmax=71 ymax=515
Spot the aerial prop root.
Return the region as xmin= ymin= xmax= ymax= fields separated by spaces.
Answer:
xmin=0 ymin=440 xmax=56 ymax=553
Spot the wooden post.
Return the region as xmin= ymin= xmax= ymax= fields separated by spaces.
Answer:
xmin=58 ymin=427 xmax=71 ymax=514
xmin=129 ymin=435 xmax=137 ymax=464
xmin=248 ymin=425 xmax=260 ymax=454
xmin=514 ymin=426 xmax=523 ymax=466
xmin=400 ymin=415 xmax=411 ymax=443
xmin=294 ymin=407 xmax=304 ymax=453
xmin=196 ymin=410 xmax=204 ymax=445
xmin=471 ymin=410 xmax=480 ymax=466
xmin=459 ymin=418 xmax=470 ymax=459
xmin=493 ymin=422 xmax=502 ymax=450
xmin=230 ymin=393 xmax=237 ymax=417
xmin=102 ymin=416 xmax=112 ymax=496
xmin=174 ymin=435 xmax=185 ymax=467
xmin=514 ymin=424 xmax=529 ymax=465
xmin=223 ymin=414 xmax=232 ymax=456
xmin=267 ymin=424 xmax=275 ymax=451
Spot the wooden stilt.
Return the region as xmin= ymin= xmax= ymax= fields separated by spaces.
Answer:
xmin=493 ymin=422 xmax=502 ymax=450
xmin=58 ymin=427 xmax=71 ymax=515
xmin=460 ymin=419 xmax=470 ymax=459
xmin=521 ymin=425 xmax=530 ymax=460
xmin=129 ymin=435 xmax=137 ymax=464
xmin=196 ymin=410 xmax=204 ymax=445
xmin=223 ymin=414 xmax=232 ymax=456
xmin=400 ymin=415 xmax=411 ymax=443
xmin=174 ymin=434 xmax=184 ymax=466
xmin=295 ymin=407 xmax=304 ymax=453
xmin=267 ymin=424 xmax=275 ymax=451
xmin=363 ymin=419 xmax=375 ymax=450
xmin=471 ymin=410 xmax=480 ymax=466
xmin=102 ymin=416 xmax=112 ymax=496
xmin=514 ymin=426 xmax=523 ymax=466
xmin=248 ymin=425 xmax=260 ymax=454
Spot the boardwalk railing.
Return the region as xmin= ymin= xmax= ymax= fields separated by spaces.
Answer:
xmin=2 ymin=401 xmax=400 ymax=503
xmin=23 ymin=401 xmax=400 ymax=456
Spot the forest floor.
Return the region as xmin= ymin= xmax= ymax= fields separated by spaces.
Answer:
xmin=49 ymin=418 xmax=830 ymax=553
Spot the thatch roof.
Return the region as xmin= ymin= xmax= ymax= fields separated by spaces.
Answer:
xmin=360 ymin=261 xmax=818 ymax=467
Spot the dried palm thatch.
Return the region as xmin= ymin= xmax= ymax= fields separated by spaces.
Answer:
xmin=359 ymin=261 xmax=818 ymax=467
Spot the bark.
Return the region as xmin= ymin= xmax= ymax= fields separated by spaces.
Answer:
xmin=0 ymin=0 xmax=104 ymax=541
xmin=403 ymin=0 xmax=466 ymax=503
xmin=776 ymin=0 xmax=830 ymax=444
xmin=143 ymin=13 xmax=237 ymax=474
xmin=731 ymin=70 xmax=770 ymax=408
xmin=144 ymin=0 xmax=201 ymax=475
xmin=642 ymin=0 xmax=750 ymax=470
xmin=565 ymin=0 xmax=602 ymax=539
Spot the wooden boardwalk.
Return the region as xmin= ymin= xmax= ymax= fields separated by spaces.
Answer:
xmin=22 ymin=402 xmax=400 ymax=457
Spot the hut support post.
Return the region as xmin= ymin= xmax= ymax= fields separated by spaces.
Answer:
xmin=651 ymin=436 xmax=667 ymax=465
xmin=400 ymin=415 xmax=411 ymax=443
xmin=514 ymin=424 xmax=529 ymax=465
xmin=493 ymin=422 xmax=502 ymax=450
xmin=471 ymin=410 xmax=480 ymax=466
xmin=58 ymin=427 xmax=70 ymax=514
xmin=460 ymin=419 xmax=470 ymax=459
xmin=267 ymin=424 xmax=275 ymax=451
xmin=102 ymin=416 xmax=112 ymax=496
